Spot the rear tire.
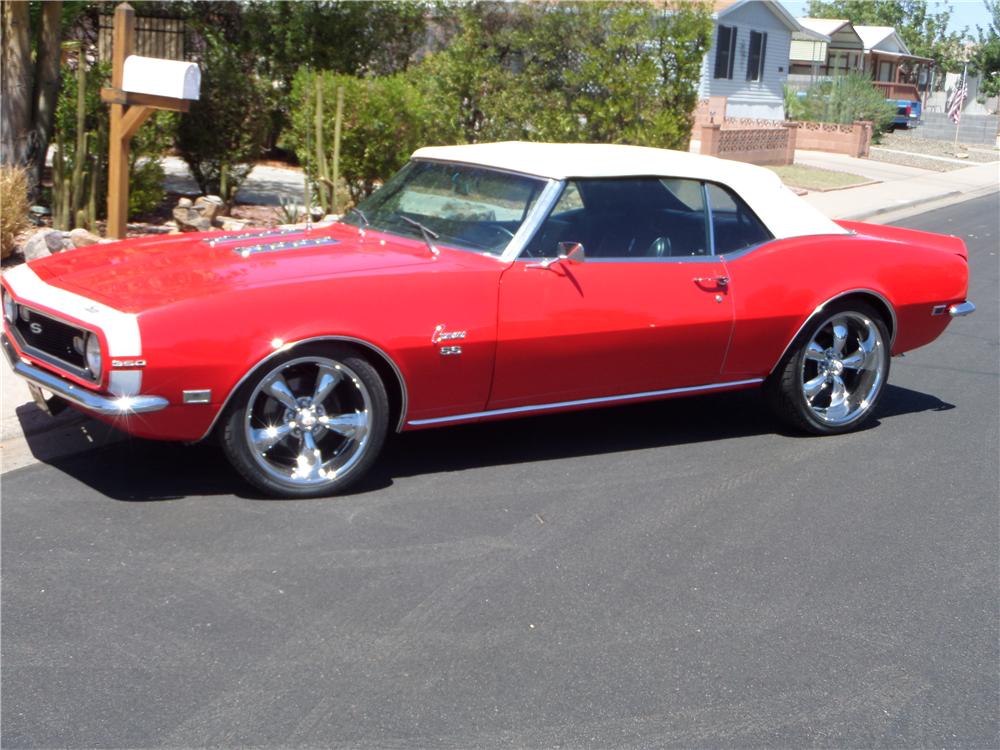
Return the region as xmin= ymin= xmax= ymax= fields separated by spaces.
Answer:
xmin=765 ymin=301 xmax=890 ymax=435
xmin=220 ymin=345 xmax=389 ymax=498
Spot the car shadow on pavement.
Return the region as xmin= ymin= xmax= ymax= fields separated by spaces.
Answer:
xmin=25 ymin=383 xmax=953 ymax=502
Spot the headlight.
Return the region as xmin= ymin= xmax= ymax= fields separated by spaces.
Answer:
xmin=85 ymin=333 xmax=103 ymax=378
xmin=2 ymin=289 xmax=15 ymax=324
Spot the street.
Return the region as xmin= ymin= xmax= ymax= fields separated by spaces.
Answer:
xmin=2 ymin=194 xmax=997 ymax=748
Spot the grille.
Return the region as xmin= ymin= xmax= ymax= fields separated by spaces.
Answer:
xmin=12 ymin=306 xmax=90 ymax=375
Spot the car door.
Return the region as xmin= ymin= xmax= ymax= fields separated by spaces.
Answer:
xmin=488 ymin=178 xmax=735 ymax=410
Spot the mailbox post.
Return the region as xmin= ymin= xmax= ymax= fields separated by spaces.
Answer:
xmin=100 ymin=3 xmax=200 ymax=239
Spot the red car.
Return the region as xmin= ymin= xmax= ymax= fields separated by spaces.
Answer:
xmin=2 ymin=143 xmax=975 ymax=497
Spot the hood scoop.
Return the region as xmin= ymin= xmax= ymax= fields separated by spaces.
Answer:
xmin=203 ymin=228 xmax=302 ymax=247
xmin=230 ymin=236 xmax=340 ymax=258
xmin=201 ymin=229 xmax=341 ymax=257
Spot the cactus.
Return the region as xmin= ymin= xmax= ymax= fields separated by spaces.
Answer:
xmin=51 ymin=47 xmax=100 ymax=232
xmin=86 ymin=152 xmax=97 ymax=230
xmin=69 ymin=54 xmax=87 ymax=223
xmin=314 ymin=75 xmax=331 ymax=214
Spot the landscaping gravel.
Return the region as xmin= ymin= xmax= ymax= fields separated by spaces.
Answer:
xmin=869 ymin=132 xmax=999 ymax=171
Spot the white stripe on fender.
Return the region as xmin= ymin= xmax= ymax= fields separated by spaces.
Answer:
xmin=3 ymin=264 xmax=141 ymax=357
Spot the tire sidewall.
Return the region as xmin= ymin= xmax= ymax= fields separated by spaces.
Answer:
xmin=221 ymin=344 xmax=389 ymax=498
xmin=790 ymin=301 xmax=891 ymax=435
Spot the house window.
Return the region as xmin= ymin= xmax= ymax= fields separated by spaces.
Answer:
xmin=714 ymin=25 xmax=737 ymax=79
xmin=746 ymin=31 xmax=767 ymax=81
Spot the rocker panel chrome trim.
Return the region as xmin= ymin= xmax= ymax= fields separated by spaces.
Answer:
xmin=768 ymin=289 xmax=898 ymax=375
xmin=198 ymin=335 xmax=410 ymax=441
xmin=406 ymin=378 xmax=764 ymax=426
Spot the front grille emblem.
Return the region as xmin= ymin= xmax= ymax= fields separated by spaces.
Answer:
xmin=29 ymin=322 xmax=42 ymax=335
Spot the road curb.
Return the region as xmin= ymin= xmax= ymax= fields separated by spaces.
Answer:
xmin=841 ymin=185 xmax=998 ymax=224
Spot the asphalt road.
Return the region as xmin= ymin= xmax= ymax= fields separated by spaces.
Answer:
xmin=3 ymin=195 xmax=998 ymax=749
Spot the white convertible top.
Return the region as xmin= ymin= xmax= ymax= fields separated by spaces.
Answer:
xmin=412 ymin=142 xmax=849 ymax=240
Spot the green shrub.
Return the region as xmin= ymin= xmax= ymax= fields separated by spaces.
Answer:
xmin=412 ymin=1 xmax=713 ymax=149
xmin=1 ymin=166 xmax=30 ymax=259
xmin=176 ymin=36 xmax=269 ymax=200
xmin=790 ymin=73 xmax=896 ymax=134
xmin=286 ymin=69 xmax=451 ymax=204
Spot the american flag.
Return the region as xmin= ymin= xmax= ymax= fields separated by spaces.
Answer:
xmin=947 ymin=71 xmax=968 ymax=124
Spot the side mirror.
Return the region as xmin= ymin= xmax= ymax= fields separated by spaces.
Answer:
xmin=557 ymin=242 xmax=585 ymax=264
xmin=526 ymin=241 xmax=586 ymax=270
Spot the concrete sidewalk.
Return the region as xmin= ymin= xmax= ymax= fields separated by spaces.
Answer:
xmin=2 ymin=156 xmax=998 ymax=474
xmin=801 ymin=159 xmax=999 ymax=221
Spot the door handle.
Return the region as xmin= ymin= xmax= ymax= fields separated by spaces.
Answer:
xmin=693 ymin=276 xmax=729 ymax=287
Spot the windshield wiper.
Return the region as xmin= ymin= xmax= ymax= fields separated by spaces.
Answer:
xmin=399 ymin=214 xmax=440 ymax=257
xmin=349 ymin=207 xmax=369 ymax=226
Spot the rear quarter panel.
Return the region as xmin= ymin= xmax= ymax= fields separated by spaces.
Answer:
xmin=722 ymin=226 xmax=969 ymax=378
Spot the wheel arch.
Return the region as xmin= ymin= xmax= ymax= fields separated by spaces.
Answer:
xmin=199 ymin=335 xmax=409 ymax=442
xmin=768 ymin=289 xmax=897 ymax=376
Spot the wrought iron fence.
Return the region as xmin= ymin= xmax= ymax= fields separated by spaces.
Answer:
xmin=98 ymin=14 xmax=187 ymax=62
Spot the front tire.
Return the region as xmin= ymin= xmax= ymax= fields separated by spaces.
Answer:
xmin=220 ymin=345 xmax=389 ymax=498
xmin=766 ymin=302 xmax=890 ymax=435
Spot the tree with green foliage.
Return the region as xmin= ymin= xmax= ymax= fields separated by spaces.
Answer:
xmin=786 ymin=73 xmax=896 ymax=133
xmin=175 ymin=35 xmax=270 ymax=200
xmin=806 ymin=0 xmax=966 ymax=75
xmin=2 ymin=0 xmax=63 ymax=196
xmin=171 ymin=0 xmax=432 ymax=153
xmin=417 ymin=1 xmax=713 ymax=148
xmin=287 ymin=69 xmax=452 ymax=204
xmin=972 ymin=0 xmax=1000 ymax=98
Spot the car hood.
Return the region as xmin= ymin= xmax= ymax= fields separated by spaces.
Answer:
xmin=28 ymin=224 xmax=431 ymax=313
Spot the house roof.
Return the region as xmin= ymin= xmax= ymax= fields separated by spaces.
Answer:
xmin=796 ymin=18 xmax=853 ymax=37
xmin=854 ymin=25 xmax=911 ymax=54
xmin=714 ymin=0 xmax=828 ymax=40
xmin=411 ymin=142 xmax=849 ymax=240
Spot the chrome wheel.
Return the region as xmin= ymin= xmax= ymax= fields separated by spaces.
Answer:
xmin=244 ymin=355 xmax=373 ymax=488
xmin=799 ymin=311 xmax=887 ymax=427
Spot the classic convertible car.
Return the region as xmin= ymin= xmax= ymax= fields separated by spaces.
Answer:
xmin=2 ymin=143 xmax=974 ymax=497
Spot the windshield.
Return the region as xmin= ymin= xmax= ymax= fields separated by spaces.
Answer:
xmin=342 ymin=160 xmax=548 ymax=255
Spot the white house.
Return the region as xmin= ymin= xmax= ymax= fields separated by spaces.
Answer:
xmin=698 ymin=0 xmax=827 ymax=120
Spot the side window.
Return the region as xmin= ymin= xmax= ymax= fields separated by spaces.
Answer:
xmin=714 ymin=25 xmax=737 ymax=79
xmin=521 ymin=177 xmax=709 ymax=260
xmin=746 ymin=31 xmax=767 ymax=82
xmin=521 ymin=181 xmax=587 ymax=258
xmin=705 ymin=182 xmax=772 ymax=255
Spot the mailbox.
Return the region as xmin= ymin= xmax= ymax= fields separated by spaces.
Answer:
xmin=121 ymin=55 xmax=200 ymax=100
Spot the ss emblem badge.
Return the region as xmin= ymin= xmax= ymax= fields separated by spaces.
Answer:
xmin=29 ymin=322 xmax=43 ymax=335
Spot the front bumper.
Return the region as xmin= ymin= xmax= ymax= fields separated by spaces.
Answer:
xmin=2 ymin=333 xmax=168 ymax=416
xmin=949 ymin=301 xmax=975 ymax=317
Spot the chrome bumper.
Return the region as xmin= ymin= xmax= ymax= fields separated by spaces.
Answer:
xmin=949 ymin=301 xmax=975 ymax=317
xmin=2 ymin=333 xmax=168 ymax=416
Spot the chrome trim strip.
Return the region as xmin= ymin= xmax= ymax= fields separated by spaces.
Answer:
xmin=502 ymin=179 xmax=564 ymax=263
xmin=204 ymin=228 xmax=302 ymax=247
xmin=579 ymin=255 xmax=718 ymax=264
xmin=406 ymin=378 xmax=764 ymax=426
xmin=949 ymin=301 xmax=975 ymax=317
xmin=232 ymin=237 xmax=340 ymax=257
xmin=197 ymin=335 xmax=410 ymax=441
xmin=704 ymin=182 xmax=716 ymax=256
xmin=2 ymin=334 xmax=168 ymax=416
xmin=768 ymin=288 xmax=898 ymax=375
